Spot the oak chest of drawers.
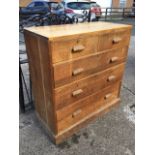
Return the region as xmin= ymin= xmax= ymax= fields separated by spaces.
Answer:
xmin=24 ymin=22 xmax=132 ymax=144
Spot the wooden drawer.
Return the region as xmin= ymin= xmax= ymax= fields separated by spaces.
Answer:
xmin=53 ymin=47 xmax=128 ymax=88
xmin=54 ymin=63 xmax=125 ymax=110
xmin=50 ymin=35 xmax=98 ymax=63
xmin=56 ymin=82 xmax=120 ymax=132
xmin=98 ymin=29 xmax=131 ymax=52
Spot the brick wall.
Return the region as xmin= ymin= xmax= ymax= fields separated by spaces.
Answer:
xmin=126 ymin=0 xmax=134 ymax=7
xmin=112 ymin=0 xmax=120 ymax=8
xmin=112 ymin=0 xmax=134 ymax=8
xmin=19 ymin=0 xmax=32 ymax=7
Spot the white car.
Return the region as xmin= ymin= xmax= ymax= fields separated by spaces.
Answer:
xmin=62 ymin=0 xmax=100 ymax=22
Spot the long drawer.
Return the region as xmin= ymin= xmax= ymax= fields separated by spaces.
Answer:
xmin=53 ymin=47 xmax=128 ymax=88
xmin=53 ymin=63 xmax=125 ymax=110
xmin=56 ymin=82 xmax=120 ymax=132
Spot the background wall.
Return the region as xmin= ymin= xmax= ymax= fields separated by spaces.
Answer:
xmin=111 ymin=0 xmax=134 ymax=8
xmin=19 ymin=0 xmax=134 ymax=8
xmin=90 ymin=0 xmax=134 ymax=8
xmin=95 ymin=0 xmax=112 ymax=8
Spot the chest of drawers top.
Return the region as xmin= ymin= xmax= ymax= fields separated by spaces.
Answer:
xmin=24 ymin=21 xmax=132 ymax=40
xmin=25 ymin=22 xmax=131 ymax=64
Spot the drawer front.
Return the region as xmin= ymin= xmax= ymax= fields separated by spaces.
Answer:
xmin=98 ymin=29 xmax=131 ymax=52
xmin=53 ymin=47 xmax=128 ymax=88
xmin=56 ymin=82 xmax=120 ymax=132
xmin=51 ymin=35 xmax=98 ymax=63
xmin=54 ymin=63 xmax=125 ymax=110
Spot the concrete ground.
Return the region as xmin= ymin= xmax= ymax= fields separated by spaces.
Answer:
xmin=19 ymin=19 xmax=135 ymax=155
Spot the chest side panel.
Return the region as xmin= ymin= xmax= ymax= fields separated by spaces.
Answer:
xmin=24 ymin=31 xmax=57 ymax=134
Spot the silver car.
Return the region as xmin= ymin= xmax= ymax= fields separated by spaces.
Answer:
xmin=62 ymin=0 xmax=97 ymax=22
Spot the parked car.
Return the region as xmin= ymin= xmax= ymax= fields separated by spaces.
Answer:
xmin=20 ymin=1 xmax=50 ymax=17
xmin=62 ymin=0 xmax=101 ymax=21
xmin=20 ymin=1 xmax=65 ymax=18
xmin=19 ymin=1 xmax=72 ymax=29
xmin=49 ymin=1 xmax=64 ymax=15
xmin=90 ymin=1 xmax=102 ymax=20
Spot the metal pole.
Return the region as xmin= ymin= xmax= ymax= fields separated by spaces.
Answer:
xmin=105 ymin=8 xmax=108 ymax=21
xmin=29 ymin=78 xmax=33 ymax=108
xmin=88 ymin=9 xmax=91 ymax=22
xmin=123 ymin=8 xmax=125 ymax=18
xmin=19 ymin=62 xmax=25 ymax=113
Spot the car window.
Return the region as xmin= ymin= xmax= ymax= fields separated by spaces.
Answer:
xmin=57 ymin=3 xmax=64 ymax=9
xmin=61 ymin=2 xmax=65 ymax=6
xmin=49 ymin=2 xmax=58 ymax=9
xmin=90 ymin=3 xmax=97 ymax=7
xmin=34 ymin=2 xmax=45 ymax=7
xmin=27 ymin=2 xmax=35 ymax=8
xmin=67 ymin=2 xmax=90 ymax=10
xmin=49 ymin=2 xmax=63 ymax=9
xmin=91 ymin=2 xmax=100 ymax=7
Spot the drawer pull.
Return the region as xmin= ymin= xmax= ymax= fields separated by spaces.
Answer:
xmin=107 ymin=75 xmax=116 ymax=82
xmin=110 ymin=57 xmax=118 ymax=63
xmin=72 ymin=68 xmax=84 ymax=76
xmin=72 ymin=89 xmax=83 ymax=97
xmin=72 ymin=44 xmax=85 ymax=53
xmin=72 ymin=109 xmax=82 ymax=117
xmin=112 ymin=37 xmax=122 ymax=44
xmin=104 ymin=93 xmax=112 ymax=100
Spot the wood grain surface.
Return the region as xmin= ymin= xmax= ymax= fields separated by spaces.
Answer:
xmin=53 ymin=47 xmax=128 ymax=87
xmin=53 ymin=63 xmax=125 ymax=110
xmin=24 ymin=22 xmax=132 ymax=40
xmin=24 ymin=22 xmax=132 ymax=144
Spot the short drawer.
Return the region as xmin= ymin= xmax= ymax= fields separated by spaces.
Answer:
xmin=53 ymin=47 xmax=128 ymax=88
xmin=53 ymin=63 xmax=125 ymax=110
xmin=50 ymin=35 xmax=98 ymax=63
xmin=98 ymin=29 xmax=131 ymax=52
xmin=56 ymin=82 xmax=120 ymax=132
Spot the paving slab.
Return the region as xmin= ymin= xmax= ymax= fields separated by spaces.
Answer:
xmin=19 ymin=85 xmax=134 ymax=155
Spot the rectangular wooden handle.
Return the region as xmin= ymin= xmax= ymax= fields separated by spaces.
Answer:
xmin=107 ymin=75 xmax=116 ymax=82
xmin=72 ymin=68 xmax=84 ymax=76
xmin=72 ymin=89 xmax=83 ymax=97
xmin=110 ymin=57 xmax=118 ymax=63
xmin=72 ymin=44 xmax=85 ymax=53
xmin=104 ymin=93 xmax=112 ymax=100
xmin=72 ymin=109 xmax=82 ymax=117
xmin=113 ymin=37 xmax=122 ymax=44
